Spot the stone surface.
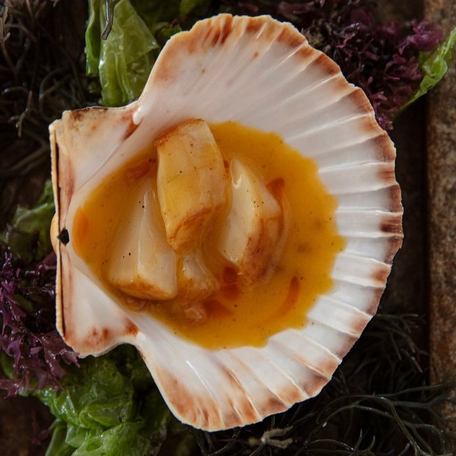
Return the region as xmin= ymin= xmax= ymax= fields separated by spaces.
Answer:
xmin=385 ymin=100 xmax=428 ymax=317
xmin=426 ymin=0 xmax=456 ymax=419
xmin=381 ymin=1 xmax=428 ymax=328
xmin=0 ymin=397 xmax=52 ymax=456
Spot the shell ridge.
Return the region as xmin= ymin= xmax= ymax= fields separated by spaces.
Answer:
xmin=184 ymin=358 xmax=228 ymax=425
xmin=319 ymin=162 xmax=397 ymax=195
xmin=269 ymin=338 xmax=334 ymax=381
xmin=223 ymin=41 xmax=314 ymax=108
xmin=319 ymin=158 xmax=395 ymax=173
xmin=252 ymin=349 xmax=309 ymax=399
xmin=146 ymin=364 xmax=225 ymax=430
xmin=213 ymin=352 xmax=263 ymax=422
xmin=307 ymin=314 xmax=363 ymax=338
xmin=287 ymin=111 xmax=380 ymax=144
xmin=330 ymin=272 xmax=387 ymax=290
xmin=336 ymin=209 xmax=403 ymax=239
xmin=265 ymin=342 xmax=328 ymax=397
xmin=186 ymin=360 xmax=225 ymax=427
xmin=209 ymin=25 xmax=306 ymax=115
xmin=337 ymin=250 xmax=393 ymax=266
xmin=198 ymin=18 xmax=315 ymax=119
xmin=255 ymin=83 xmax=358 ymax=133
xmin=308 ymin=302 xmax=371 ymax=338
xmin=288 ymin=112 xmax=372 ymax=143
xmin=223 ymin=351 xmax=290 ymax=409
xmin=342 ymin=231 xmax=403 ymax=244
xmin=287 ymin=330 xmax=343 ymax=363
xmin=320 ymin=294 xmax=374 ymax=319
xmin=133 ymin=334 xmax=228 ymax=429
xmin=226 ymin=54 xmax=332 ymax=122
xmin=344 ymin=236 xmax=403 ymax=264
xmin=302 ymin=130 xmax=386 ymax=158
xmin=247 ymin=72 xmax=342 ymax=125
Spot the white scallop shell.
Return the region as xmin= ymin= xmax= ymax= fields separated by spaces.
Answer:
xmin=50 ymin=14 xmax=402 ymax=431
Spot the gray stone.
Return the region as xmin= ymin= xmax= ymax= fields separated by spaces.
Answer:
xmin=426 ymin=0 xmax=456 ymax=426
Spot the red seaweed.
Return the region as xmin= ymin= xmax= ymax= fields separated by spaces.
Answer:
xmin=0 ymin=248 xmax=77 ymax=395
xmin=222 ymin=0 xmax=443 ymax=129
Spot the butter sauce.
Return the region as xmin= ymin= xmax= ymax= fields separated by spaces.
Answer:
xmin=72 ymin=121 xmax=345 ymax=349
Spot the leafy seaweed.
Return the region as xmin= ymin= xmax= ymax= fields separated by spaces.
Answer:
xmin=1 ymin=180 xmax=54 ymax=262
xmin=86 ymin=0 xmax=159 ymax=106
xmin=404 ymin=26 xmax=456 ymax=108
xmin=39 ymin=347 xmax=171 ymax=456
xmin=86 ymin=0 xmax=210 ymax=106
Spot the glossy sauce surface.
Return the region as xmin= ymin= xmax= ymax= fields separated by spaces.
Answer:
xmin=72 ymin=121 xmax=345 ymax=349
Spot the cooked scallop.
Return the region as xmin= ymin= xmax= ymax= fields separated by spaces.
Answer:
xmin=156 ymin=119 xmax=227 ymax=252
xmin=218 ymin=159 xmax=283 ymax=283
xmin=179 ymin=251 xmax=219 ymax=300
xmin=107 ymin=180 xmax=177 ymax=300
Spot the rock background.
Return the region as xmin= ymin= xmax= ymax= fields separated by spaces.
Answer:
xmin=426 ymin=0 xmax=456 ymax=427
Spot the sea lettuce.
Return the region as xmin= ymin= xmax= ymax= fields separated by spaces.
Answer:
xmin=39 ymin=347 xmax=171 ymax=456
xmin=86 ymin=0 xmax=209 ymax=106
xmin=404 ymin=26 xmax=456 ymax=108
xmin=86 ymin=0 xmax=158 ymax=106
xmin=0 ymin=180 xmax=54 ymax=261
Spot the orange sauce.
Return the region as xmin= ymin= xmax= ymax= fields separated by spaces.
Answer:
xmin=72 ymin=121 xmax=345 ymax=349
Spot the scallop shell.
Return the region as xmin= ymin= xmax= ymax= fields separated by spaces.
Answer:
xmin=50 ymin=14 xmax=403 ymax=430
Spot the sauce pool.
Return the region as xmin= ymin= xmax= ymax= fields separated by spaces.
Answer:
xmin=72 ymin=121 xmax=345 ymax=349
